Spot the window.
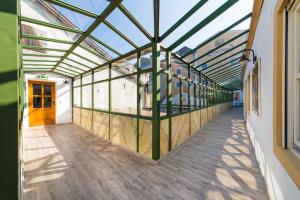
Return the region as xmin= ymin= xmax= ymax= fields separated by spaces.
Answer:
xmin=176 ymin=68 xmax=181 ymax=75
xmin=175 ymin=81 xmax=180 ymax=89
xmin=286 ymin=0 xmax=300 ymax=153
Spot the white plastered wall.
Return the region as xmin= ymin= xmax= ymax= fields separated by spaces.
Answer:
xmin=23 ymin=72 xmax=72 ymax=128
xmin=243 ymin=0 xmax=300 ymax=199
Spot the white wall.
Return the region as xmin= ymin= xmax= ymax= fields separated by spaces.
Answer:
xmin=23 ymin=72 xmax=72 ymax=128
xmin=244 ymin=0 xmax=300 ymax=199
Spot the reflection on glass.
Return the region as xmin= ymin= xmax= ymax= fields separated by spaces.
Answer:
xmin=140 ymin=48 xmax=152 ymax=70
xmin=172 ymin=76 xmax=180 ymax=114
xmin=33 ymin=84 xmax=42 ymax=95
xmin=33 ymin=97 xmax=42 ymax=108
xmin=171 ymin=55 xmax=188 ymax=78
xmin=140 ymin=72 xmax=152 ymax=116
xmin=94 ymin=82 xmax=109 ymax=110
xmin=44 ymin=85 xmax=52 ymax=96
xmin=160 ymin=73 xmax=167 ymax=115
xmin=111 ymin=54 xmax=137 ymax=78
xmin=111 ymin=77 xmax=137 ymax=114
xmin=44 ymin=97 xmax=52 ymax=108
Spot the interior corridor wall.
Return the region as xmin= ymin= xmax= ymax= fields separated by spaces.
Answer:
xmin=243 ymin=0 xmax=300 ymax=199
xmin=23 ymin=72 xmax=72 ymax=128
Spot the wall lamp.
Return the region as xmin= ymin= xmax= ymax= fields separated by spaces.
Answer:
xmin=239 ymin=49 xmax=257 ymax=66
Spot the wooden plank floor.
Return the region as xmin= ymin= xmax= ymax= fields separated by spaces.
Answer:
xmin=22 ymin=108 xmax=269 ymax=200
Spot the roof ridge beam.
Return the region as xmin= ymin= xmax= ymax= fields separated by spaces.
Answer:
xmin=168 ymin=0 xmax=239 ymax=51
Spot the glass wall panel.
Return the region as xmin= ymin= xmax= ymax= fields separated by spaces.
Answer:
xmin=171 ymin=76 xmax=180 ymax=114
xmin=140 ymin=72 xmax=152 ymax=116
xmin=182 ymin=80 xmax=189 ymax=112
xmin=94 ymin=82 xmax=109 ymax=110
xmin=111 ymin=54 xmax=137 ymax=78
xmin=140 ymin=48 xmax=152 ymax=70
xmin=74 ymin=87 xmax=81 ymax=106
xmin=82 ymin=85 xmax=92 ymax=108
xmin=111 ymin=76 xmax=137 ymax=114
xmin=171 ymin=55 xmax=188 ymax=78
xmin=160 ymin=73 xmax=167 ymax=115
xmin=190 ymin=83 xmax=195 ymax=110
xmin=82 ymin=73 xmax=92 ymax=85
xmin=94 ymin=66 xmax=109 ymax=82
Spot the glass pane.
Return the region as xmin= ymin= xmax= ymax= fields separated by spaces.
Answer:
xmin=33 ymin=97 xmax=42 ymax=108
xmin=140 ymin=48 xmax=152 ymax=70
xmin=82 ymin=85 xmax=92 ymax=108
xmin=94 ymin=66 xmax=109 ymax=82
xmin=73 ymin=78 xmax=81 ymax=87
xmin=190 ymin=83 xmax=195 ymax=110
xmin=160 ymin=73 xmax=167 ymax=115
xmin=172 ymin=76 xmax=180 ymax=114
xmin=182 ymin=80 xmax=189 ymax=111
xmin=33 ymin=84 xmax=42 ymax=95
xmin=62 ymin=0 xmax=109 ymax=15
xmin=140 ymin=72 xmax=152 ymax=116
xmin=171 ymin=55 xmax=188 ymax=78
xmin=111 ymin=54 xmax=137 ymax=78
xmin=44 ymin=97 xmax=52 ymax=108
xmin=111 ymin=77 xmax=137 ymax=114
xmin=74 ymin=87 xmax=81 ymax=106
xmin=94 ymin=82 xmax=109 ymax=110
xmin=82 ymin=73 xmax=92 ymax=84
xmin=44 ymin=85 xmax=52 ymax=96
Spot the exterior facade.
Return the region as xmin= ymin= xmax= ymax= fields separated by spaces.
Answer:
xmin=243 ymin=0 xmax=300 ymax=199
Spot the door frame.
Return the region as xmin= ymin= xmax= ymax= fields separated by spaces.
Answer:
xmin=28 ymin=79 xmax=56 ymax=127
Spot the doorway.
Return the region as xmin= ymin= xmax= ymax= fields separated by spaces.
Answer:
xmin=28 ymin=80 xmax=56 ymax=127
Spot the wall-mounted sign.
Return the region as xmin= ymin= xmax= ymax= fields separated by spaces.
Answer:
xmin=36 ymin=74 xmax=48 ymax=79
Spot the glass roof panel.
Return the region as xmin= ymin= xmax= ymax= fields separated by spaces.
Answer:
xmin=56 ymin=66 xmax=79 ymax=75
xmin=91 ymin=23 xmax=134 ymax=55
xmin=22 ymin=49 xmax=65 ymax=56
xmin=169 ymin=0 xmax=253 ymax=52
xmin=23 ymin=64 xmax=54 ymax=68
xmin=67 ymin=53 xmax=97 ymax=68
xmin=21 ymin=0 xmax=94 ymax=32
xmin=21 ymin=38 xmax=73 ymax=51
xmin=58 ymin=64 xmax=84 ymax=74
xmin=72 ymin=45 xmax=107 ymax=67
xmin=159 ymin=0 xmax=199 ymax=34
xmin=23 ymin=61 xmax=57 ymax=65
xmin=122 ymin=0 xmax=154 ymax=35
xmin=62 ymin=60 xmax=90 ymax=71
xmin=22 ymin=56 xmax=60 ymax=61
xmin=61 ymin=0 xmax=109 ymax=15
xmin=54 ymin=69 xmax=75 ymax=77
xmin=106 ymin=8 xmax=150 ymax=46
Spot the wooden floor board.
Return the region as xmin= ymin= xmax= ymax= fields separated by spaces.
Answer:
xmin=23 ymin=108 xmax=269 ymax=200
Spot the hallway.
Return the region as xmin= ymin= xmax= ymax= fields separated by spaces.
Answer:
xmin=23 ymin=108 xmax=269 ymax=200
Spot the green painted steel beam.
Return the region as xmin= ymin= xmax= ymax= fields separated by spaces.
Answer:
xmin=21 ymin=33 xmax=73 ymax=44
xmin=65 ymin=58 xmax=92 ymax=69
xmin=207 ymin=63 xmax=241 ymax=77
xmin=216 ymin=70 xmax=243 ymax=81
xmin=21 ymin=16 xmax=82 ymax=34
xmin=22 ymin=63 xmax=55 ymax=67
xmin=182 ymin=12 xmax=252 ymax=58
xmin=152 ymin=43 xmax=161 ymax=160
xmin=78 ymin=44 xmax=109 ymax=61
xmin=160 ymin=0 xmax=208 ymax=41
xmin=154 ymin=0 xmax=160 ymax=41
xmin=22 ymin=53 xmax=61 ymax=58
xmin=212 ymin=67 xmax=243 ymax=80
xmin=215 ymin=73 xmax=242 ymax=83
xmin=195 ymin=40 xmax=246 ymax=69
xmin=44 ymin=0 xmax=98 ymax=18
xmin=56 ymin=66 xmax=79 ymax=75
xmin=54 ymin=69 xmax=75 ymax=77
xmin=103 ymin=20 xmax=138 ymax=48
xmin=61 ymin=61 xmax=86 ymax=72
xmin=52 ymin=1 xmax=122 ymax=72
xmin=0 ymin=0 xmax=19 ymax=198
xmin=219 ymin=77 xmax=242 ymax=86
xmin=168 ymin=0 xmax=239 ymax=51
xmin=190 ymin=30 xmax=249 ymax=64
xmin=22 ymin=59 xmax=57 ymax=63
xmin=118 ymin=4 xmax=153 ymax=41
xmin=205 ymin=62 xmax=239 ymax=75
xmin=71 ymin=52 xmax=99 ymax=66
xmin=203 ymin=59 xmax=239 ymax=75
xmin=89 ymin=35 xmax=121 ymax=56
xmin=22 ymin=45 xmax=67 ymax=52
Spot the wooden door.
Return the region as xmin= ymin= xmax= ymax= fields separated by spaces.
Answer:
xmin=28 ymin=80 xmax=55 ymax=127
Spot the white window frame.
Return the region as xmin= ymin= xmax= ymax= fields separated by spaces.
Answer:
xmin=287 ymin=0 xmax=300 ymax=154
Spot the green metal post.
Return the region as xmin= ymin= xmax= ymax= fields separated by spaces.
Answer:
xmin=167 ymin=51 xmax=172 ymax=151
xmin=152 ymin=43 xmax=161 ymax=160
xmin=0 ymin=0 xmax=20 ymax=198
xmin=108 ymin=64 xmax=112 ymax=140
xmin=137 ymin=51 xmax=141 ymax=152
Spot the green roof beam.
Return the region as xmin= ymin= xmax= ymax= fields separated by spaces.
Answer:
xmin=154 ymin=0 xmax=160 ymax=41
xmin=22 ymin=53 xmax=61 ymax=58
xmin=211 ymin=67 xmax=243 ymax=79
xmin=182 ymin=12 xmax=252 ymax=58
xmin=22 ymin=45 xmax=67 ymax=52
xmin=168 ymin=0 xmax=239 ymax=51
xmin=190 ymin=30 xmax=249 ymax=64
xmin=160 ymin=0 xmax=209 ymax=41
xmin=21 ymin=16 xmax=82 ymax=34
xmin=215 ymin=71 xmax=242 ymax=83
xmin=118 ymin=4 xmax=153 ymax=41
xmin=207 ymin=63 xmax=241 ymax=77
xmin=89 ymin=35 xmax=121 ymax=56
xmin=65 ymin=58 xmax=92 ymax=69
xmin=21 ymin=33 xmax=74 ymax=44
xmin=52 ymin=0 xmax=122 ymax=72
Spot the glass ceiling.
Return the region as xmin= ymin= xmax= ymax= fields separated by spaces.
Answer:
xmin=20 ymin=0 xmax=254 ymax=90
